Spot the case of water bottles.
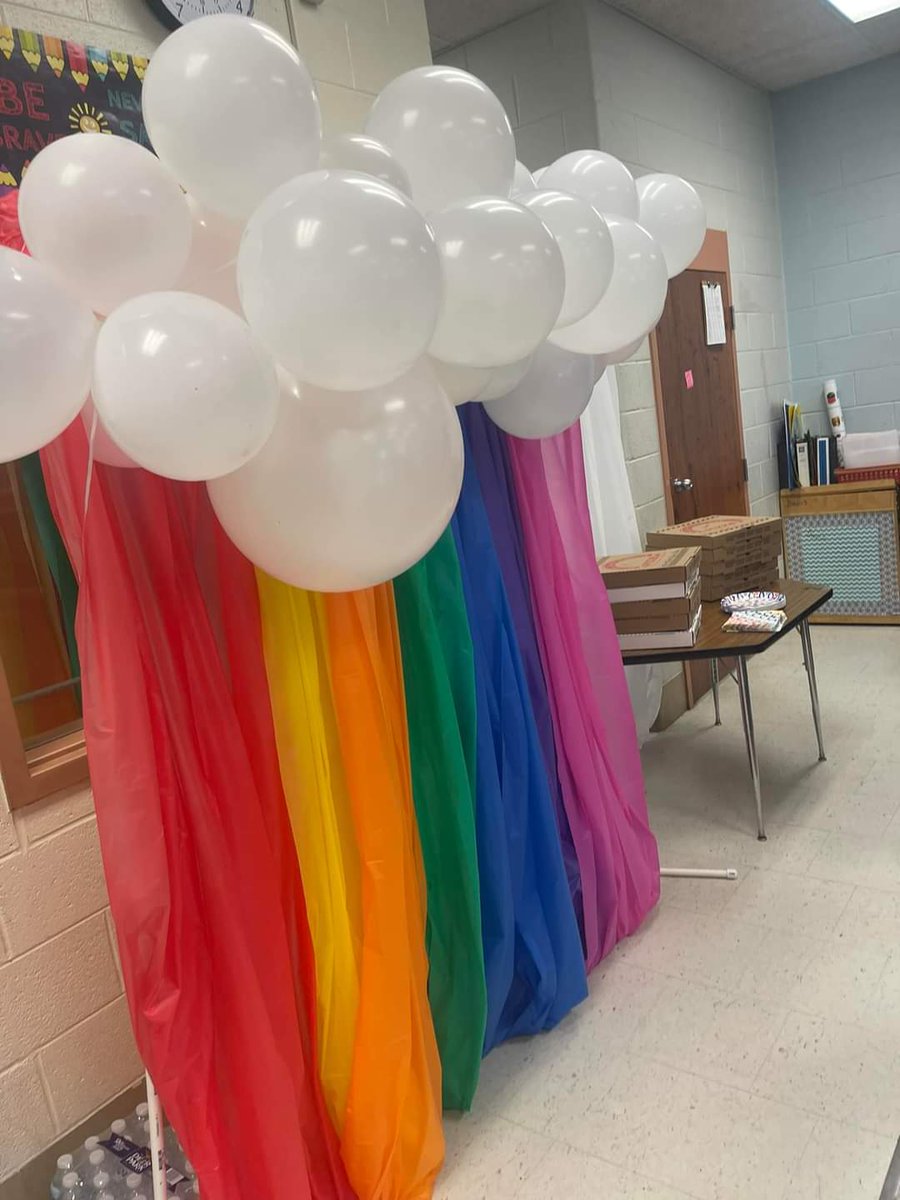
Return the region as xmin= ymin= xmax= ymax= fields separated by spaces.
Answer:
xmin=49 ymin=1103 xmax=198 ymax=1200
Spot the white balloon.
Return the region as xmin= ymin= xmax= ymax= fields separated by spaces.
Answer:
xmin=519 ymin=190 xmax=614 ymax=327
xmin=93 ymin=292 xmax=278 ymax=481
xmin=479 ymin=355 xmax=533 ymax=401
xmin=320 ymin=133 xmax=411 ymax=196
xmin=511 ymin=160 xmax=535 ymax=196
xmin=177 ymin=196 xmax=243 ymax=313
xmin=540 ymin=150 xmax=638 ymax=219
xmin=483 ymin=342 xmax=594 ymax=439
xmin=428 ymin=196 xmax=564 ymax=368
xmin=208 ymin=362 xmax=463 ymax=591
xmin=142 ymin=15 xmax=321 ymax=221
xmin=366 ymin=66 xmax=515 ymax=213
xmin=428 ymin=356 xmax=492 ymax=407
xmin=533 ymin=166 xmax=548 ymax=184
xmin=81 ymin=396 xmax=138 ymax=469
xmin=637 ymin=173 xmax=706 ymax=277
xmin=239 ymin=170 xmax=441 ymax=391
xmin=18 ymin=134 xmax=191 ymax=315
xmin=0 ymin=248 xmax=97 ymax=463
xmin=550 ymin=218 xmax=668 ymax=356
xmin=605 ymin=336 xmax=644 ymax=365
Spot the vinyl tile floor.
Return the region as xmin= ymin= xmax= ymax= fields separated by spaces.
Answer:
xmin=439 ymin=625 xmax=900 ymax=1200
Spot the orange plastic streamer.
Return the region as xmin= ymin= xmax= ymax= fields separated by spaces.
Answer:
xmin=324 ymin=586 xmax=444 ymax=1200
xmin=255 ymin=576 xmax=361 ymax=1135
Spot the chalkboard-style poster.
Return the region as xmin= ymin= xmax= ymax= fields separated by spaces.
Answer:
xmin=0 ymin=25 xmax=148 ymax=195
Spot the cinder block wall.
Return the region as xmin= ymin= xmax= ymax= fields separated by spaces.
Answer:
xmin=0 ymin=0 xmax=431 ymax=1180
xmin=439 ymin=0 xmax=793 ymax=532
xmin=773 ymin=52 xmax=900 ymax=437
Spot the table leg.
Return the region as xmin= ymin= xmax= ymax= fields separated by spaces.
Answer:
xmin=799 ymin=618 xmax=827 ymax=762
xmin=711 ymin=657 xmax=722 ymax=726
xmin=736 ymin=657 xmax=765 ymax=841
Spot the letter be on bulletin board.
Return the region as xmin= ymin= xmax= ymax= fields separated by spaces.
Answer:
xmin=0 ymin=26 xmax=148 ymax=196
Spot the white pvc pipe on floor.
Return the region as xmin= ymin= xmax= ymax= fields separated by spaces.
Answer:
xmin=660 ymin=867 xmax=738 ymax=879
xmin=145 ymin=1072 xmax=168 ymax=1200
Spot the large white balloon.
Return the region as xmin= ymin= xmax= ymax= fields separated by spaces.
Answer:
xmin=208 ymin=362 xmax=464 ymax=591
xmin=93 ymin=292 xmax=278 ymax=481
xmin=479 ymin=355 xmax=533 ymax=401
xmin=519 ymin=190 xmax=614 ymax=328
xmin=365 ymin=67 xmax=515 ymax=213
xmin=81 ymin=396 xmax=137 ymax=469
xmin=428 ymin=356 xmax=492 ymax=407
xmin=512 ymin=160 xmax=535 ymax=196
xmin=605 ymin=336 xmax=644 ymax=365
xmin=482 ymin=342 xmax=594 ymax=439
xmin=239 ymin=170 xmax=441 ymax=391
xmin=18 ymin=134 xmax=191 ymax=315
xmin=177 ymin=196 xmax=243 ymax=313
xmin=550 ymin=218 xmax=668 ymax=356
xmin=540 ymin=150 xmax=639 ymax=220
xmin=320 ymin=133 xmax=411 ymax=196
xmin=637 ymin=173 xmax=706 ymax=277
xmin=142 ymin=15 xmax=321 ymax=221
xmin=0 ymin=248 xmax=97 ymax=463
xmin=428 ymin=196 xmax=565 ymax=368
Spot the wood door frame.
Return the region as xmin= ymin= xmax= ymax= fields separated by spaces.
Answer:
xmin=649 ymin=229 xmax=750 ymax=525
xmin=648 ymin=229 xmax=749 ymax=709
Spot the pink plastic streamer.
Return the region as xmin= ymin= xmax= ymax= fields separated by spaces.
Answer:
xmin=505 ymin=423 xmax=660 ymax=968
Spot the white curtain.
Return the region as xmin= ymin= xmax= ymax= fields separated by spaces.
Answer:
xmin=580 ymin=368 xmax=663 ymax=742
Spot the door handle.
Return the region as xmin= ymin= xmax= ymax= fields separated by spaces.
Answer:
xmin=673 ymin=477 xmax=694 ymax=492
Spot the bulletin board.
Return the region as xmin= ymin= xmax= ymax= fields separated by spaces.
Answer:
xmin=0 ymin=25 xmax=147 ymax=195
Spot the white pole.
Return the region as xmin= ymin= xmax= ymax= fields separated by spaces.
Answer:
xmin=145 ymin=1072 xmax=168 ymax=1200
xmin=660 ymin=867 xmax=738 ymax=880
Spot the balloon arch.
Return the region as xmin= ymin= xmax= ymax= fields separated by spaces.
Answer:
xmin=1 ymin=13 xmax=706 ymax=588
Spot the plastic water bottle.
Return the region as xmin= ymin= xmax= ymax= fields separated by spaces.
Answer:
xmin=50 ymin=1155 xmax=76 ymax=1200
xmin=90 ymin=1172 xmax=113 ymax=1195
xmin=60 ymin=1173 xmax=85 ymax=1200
xmin=128 ymin=1103 xmax=150 ymax=1148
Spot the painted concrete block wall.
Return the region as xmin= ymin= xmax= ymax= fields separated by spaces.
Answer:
xmin=437 ymin=1 xmax=791 ymax=531
xmin=435 ymin=0 xmax=597 ymax=174
xmin=584 ymin=1 xmax=792 ymax=527
xmin=773 ymin=53 xmax=900 ymax=438
xmin=0 ymin=0 xmax=431 ymax=1179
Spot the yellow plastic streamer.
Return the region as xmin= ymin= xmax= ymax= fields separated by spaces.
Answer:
xmin=324 ymin=585 xmax=444 ymax=1200
xmin=255 ymin=574 xmax=361 ymax=1135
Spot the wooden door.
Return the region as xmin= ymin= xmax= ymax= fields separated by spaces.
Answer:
xmin=653 ymin=268 xmax=748 ymax=522
xmin=651 ymin=241 xmax=748 ymax=706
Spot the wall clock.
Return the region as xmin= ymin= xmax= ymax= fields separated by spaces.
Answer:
xmin=144 ymin=0 xmax=256 ymax=32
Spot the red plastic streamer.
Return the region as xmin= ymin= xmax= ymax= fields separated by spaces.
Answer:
xmin=40 ymin=420 xmax=352 ymax=1200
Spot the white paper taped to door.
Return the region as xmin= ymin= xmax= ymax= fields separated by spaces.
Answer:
xmin=702 ymin=281 xmax=727 ymax=346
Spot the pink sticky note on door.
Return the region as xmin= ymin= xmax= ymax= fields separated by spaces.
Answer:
xmin=684 ymin=369 xmax=694 ymax=389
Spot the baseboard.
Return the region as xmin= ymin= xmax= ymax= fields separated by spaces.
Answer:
xmin=0 ymin=1080 xmax=145 ymax=1200
xmin=651 ymin=670 xmax=688 ymax=731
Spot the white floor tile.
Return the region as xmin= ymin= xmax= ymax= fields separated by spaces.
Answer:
xmin=720 ymin=866 xmax=853 ymax=937
xmin=785 ymin=936 xmax=891 ymax=1028
xmin=436 ymin=1112 xmax=553 ymax=1200
xmin=627 ymin=976 xmax=787 ymax=1090
xmin=614 ymin=905 xmax=767 ymax=992
xmin=517 ymin=1142 xmax=698 ymax=1199
xmin=753 ymin=1010 xmax=900 ymax=1136
xmin=780 ymin=1118 xmax=896 ymax=1200
xmin=807 ymin=830 xmax=900 ymax=892
xmin=559 ymin=1054 xmax=814 ymax=1200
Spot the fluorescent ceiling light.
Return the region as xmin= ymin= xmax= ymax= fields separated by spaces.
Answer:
xmin=825 ymin=0 xmax=900 ymax=20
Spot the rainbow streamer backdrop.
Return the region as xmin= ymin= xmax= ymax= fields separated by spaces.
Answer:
xmin=1 ymin=195 xmax=659 ymax=1200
